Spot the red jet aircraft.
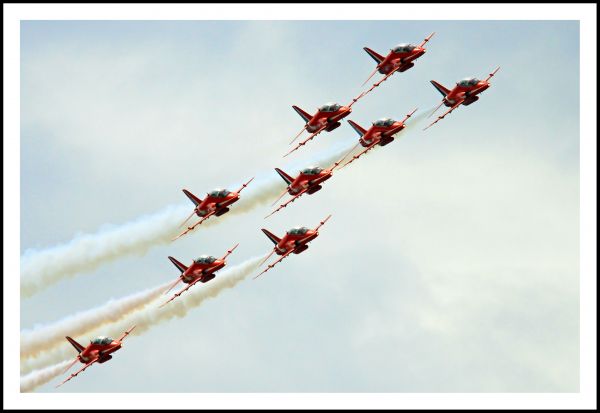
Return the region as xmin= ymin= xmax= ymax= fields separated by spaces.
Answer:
xmin=56 ymin=325 xmax=136 ymax=388
xmin=341 ymin=108 xmax=418 ymax=169
xmin=266 ymin=155 xmax=349 ymax=219
xmin=160 ymin=243 xmax=239 ymax=307
xmin=361 ymin=32 xmax=435 ymax=87
xmin=254 ymin=215 xmax=332 ymax=279
xmin=173 ymin=177 xmax=254 ymax=241
xmin=285 ymin=103 xmax=353 ymax=157
xmin=424 ymin=67 xmax=500 ymax=130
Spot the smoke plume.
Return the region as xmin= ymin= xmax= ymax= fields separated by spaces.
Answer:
xmin=20 ymin=282 xmax=171 ymax=361
xmin=20 ymin=142 xmax=353 ymax=299
xmin=20 ymin=360 xmax=73 ymax=392
xmin=20 ymin=255 xmax=266 ymax=377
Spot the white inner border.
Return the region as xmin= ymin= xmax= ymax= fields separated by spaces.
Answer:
xmin=4 ymin=3 xmax=597 ymax=410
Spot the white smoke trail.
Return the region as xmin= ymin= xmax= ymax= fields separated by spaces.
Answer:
xmin=20 ymin=360 xmax=72 ymax=392
xmin=20 ymin=143 xmax=353 ymax=299
xmin=20 ymin=204 xmax=189 ymax=298
xmin=20 ymin=255 xmax=266 ymax=376
xmin=20 ymin=282 xmax=171 ymax=361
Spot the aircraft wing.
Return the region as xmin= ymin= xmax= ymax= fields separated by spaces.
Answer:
xmin=235 ymin=177 xmax=255 ymax=194
xmin=289 ymin=124 xmax=308 ymax=145
xmin=326 ymin=140 xmax=361 ymax=172
xmin=163 ymin=277 xmax=184 ymax=295
xmin=340 ymin=141 xmax=379 ymax=169
xmin=160 ymin=278 xmax=203 ymax=308
xmin=283 ymin=126 xmax=327 ymax=158
xmin=172 ymin=211 xmax=216 ymax=241
xmin=427 ymin=101 xmax=446 ymax=119
xmin=484 ymin=66 xmax=500 ymax=82
xmin=56 ymin=357 xmax=99 ymax=388
xmin=220 ymin=243 xmax=240 ymax=261
xmin=179 ymin=209 xmax=198 ymax=228
xmin=423 ymin=100 xmax=464 ymax=131
xmin=253 ymin=250 xmax=294 ymax=280
xmin=270 ymin=187 xmax=290 ymax=207
xmin=117 ymin=325 xmax=136 ymax=342
xmin=351 ymin=66 xmax=400 ymax=108
xmin=264 ymin=188 xmax=309 ymax=219
xmin=400 ymin=108 xmax=418 ymax=124
xmin=361 ymin=65 xmax=381 ymax=87
xmin=313 ymin=214 xmax=332 ymax=232
xmin=419 ymin=32 xmax=436 ymax=48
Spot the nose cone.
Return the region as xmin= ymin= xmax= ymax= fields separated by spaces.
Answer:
xmin=412 ymin=48 xmax=424 ymax=58
xmin=477 ymin=82 xmax=490 ymax=92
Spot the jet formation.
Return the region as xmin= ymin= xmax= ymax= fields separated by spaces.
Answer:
xmin=56 ymin=32 xmax=499 ymax=387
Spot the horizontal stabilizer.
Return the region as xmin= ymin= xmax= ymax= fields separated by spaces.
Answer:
xmin=261 ymin=229 xmax=281 ymax=245
xmin=292 ymin=105 xmax=312 ymax=123
xmin=168 ymin=256 xmax=188 ymax=274
xmin=275 ymin=168 xmax=294 ymax=185
xmin=430 ymin=80 xmax=450 ymax=97
xmin=182 ymin=189 xmax=203 ymax=206
xmin=363 ymin=47 xmax=384 ymax=63
xmin=347 ymin=119 xmax=367 ymax=137
xmin=65 ymin=336 xmax=85 ymax=353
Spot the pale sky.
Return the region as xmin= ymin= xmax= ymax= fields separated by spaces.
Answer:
xmin=21 ymin=20 xmax=579 ymax=392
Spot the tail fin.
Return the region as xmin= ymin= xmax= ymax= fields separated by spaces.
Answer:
xmin=182 ymin=189 xmax=203 ymax=206
xmin=363 ymin=47 xmax=384 ymax=64
xmin=274 ymin=168 xmax=294 ymax=185
xmin=168 ymin=256 xmax=188 ymax=274
xmin=66 ymin=336 xmax=85 ymax=353
xmin=430 ymin=80 xmax=450 ymax=97
xmin=347 ymin=120 xmax=367 ymax=137
xmin=261 ymin=229 xmax=281 ymax=245
xmin=292 ymin=105 xmax=312 ymax=123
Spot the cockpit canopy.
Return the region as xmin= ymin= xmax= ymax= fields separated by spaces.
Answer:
xmin=373 ymin=118 xmax=395 ymax=127
xmin=300 ymin=166 xmax=323 ymax=175
xmin=91 ymin=336 xmax=113 ymax=345
xmin=457 ymin=78 xmax=480 ymax=87
xmin=392 ymin=43 xmax=416 ymax=53
xmin=194 ymin=255 xmax=217 ymax=264
xmin=318 ymin=102 xmax=341 ymax=113
xmin=208 ymin=188 xmax=230 ymax=198
xmin=287 ymin=226 xmax=309 ymax=235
